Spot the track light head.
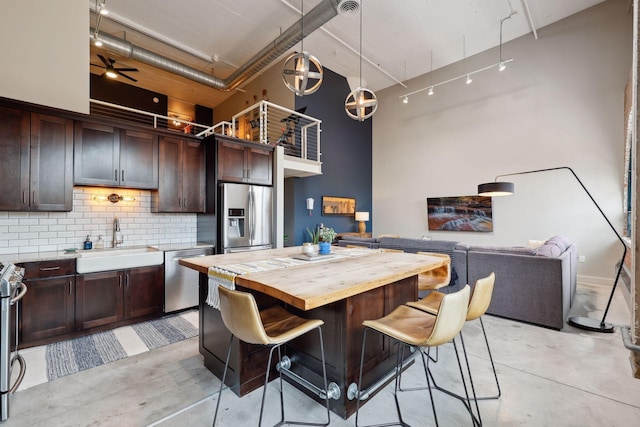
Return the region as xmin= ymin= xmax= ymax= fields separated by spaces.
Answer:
xmin=428 ymin=87 xmax=434 ymax=96
xmin=499 ymin=61 xmax=506 ymax=71
xmin=402 ymin=96 xmax=408 ymax=104
xmin=466 ymin=74 xmax=472 ymax=85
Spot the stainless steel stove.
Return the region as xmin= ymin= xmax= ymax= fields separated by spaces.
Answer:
xmin=0 ymin=262 xmax=26 ymax=423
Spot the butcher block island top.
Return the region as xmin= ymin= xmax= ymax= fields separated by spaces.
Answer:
xmin=178 ymin=246 xmax=450 ymax=310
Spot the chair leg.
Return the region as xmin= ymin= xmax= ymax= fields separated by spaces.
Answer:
xmin=418 ymin=345 xmax=439 ymax=427
xmin=421 ymin=337 xmax=482 ymax=427
xmin=213 ymin=334 xmax=235 ymax=427
xmin=355 ymin=328 xmax=408 ymax=427
xmin=268 ymin=327 xmax=331 ymax=427
xmin=477 ymin=317 xmax=501 ymax=400
xmin=316 ymin=326 xmax=332 ymax=426
xmin=451 ymin=337 xmax=481 ymax=427
xmin=260 ymin=344 xmax=280 ymax=427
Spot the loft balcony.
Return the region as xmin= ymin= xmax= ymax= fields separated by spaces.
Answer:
xmin=202 ymin=101 xmax=323 ymax=178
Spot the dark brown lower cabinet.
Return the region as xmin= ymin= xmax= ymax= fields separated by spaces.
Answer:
xmin=19 ymin=259 xmax=76 ymax=345
xmin=21 ymin=275 xmax=75 ymax=343
xmin=76 ymin=265 xmax=164 ymax=330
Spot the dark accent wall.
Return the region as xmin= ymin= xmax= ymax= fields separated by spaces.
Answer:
xmin=90 ymin=73 xmax=167 ymax=115
xmin=196 ymin=104 xmax=214 ymax=126
xmin=286 ymin=68 xmax=372 ymax=245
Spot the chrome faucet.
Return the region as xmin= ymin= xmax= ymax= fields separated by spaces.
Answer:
xmin=113 ymin=217 xmax=123 ymax=248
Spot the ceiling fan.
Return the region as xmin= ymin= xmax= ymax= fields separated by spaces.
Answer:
xmin=91 ymin=54 xmax=138 ymax=82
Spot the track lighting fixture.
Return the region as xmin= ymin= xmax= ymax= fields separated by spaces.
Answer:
xmin=98 ymin=1 xmax=109 ymax=16
xmin=399 ymin=12 xmax=515 ymax=104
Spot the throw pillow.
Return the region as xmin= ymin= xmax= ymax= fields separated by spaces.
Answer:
xmin=545 ymin=235 xmax=571 ymax=252
xmin=527 ymin=239 xmax=545 ymax=249
xmin=535 ymin=244 xmax=562 ymax=257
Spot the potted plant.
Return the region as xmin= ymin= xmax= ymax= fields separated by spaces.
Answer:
xmin=304 ymin=227 xmax=320 ymax=255
xmin=318 ymin=227 xmax=337 ymax=255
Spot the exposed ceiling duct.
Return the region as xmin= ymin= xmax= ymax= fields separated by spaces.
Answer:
xmin=91 ymin=0 xmax=340 ymax=92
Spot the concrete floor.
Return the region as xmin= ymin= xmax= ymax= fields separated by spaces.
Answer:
xmin=4 ymin=282 xmax=640 ymax=427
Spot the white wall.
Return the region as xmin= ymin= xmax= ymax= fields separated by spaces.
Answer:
xmin=0 ymin=0 xmax=89 ymax=114
xmin=0 ymin=188 xmax=197 ymax=256
xmin=372 ymin=0 xmax=631 ymax=283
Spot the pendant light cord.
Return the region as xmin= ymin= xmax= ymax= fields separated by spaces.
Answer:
xmin=359 ymin=1 xmax=363 ymax=87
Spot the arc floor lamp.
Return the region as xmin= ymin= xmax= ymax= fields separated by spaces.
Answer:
xmin=478 ymin=166 xmax=627 ymax=333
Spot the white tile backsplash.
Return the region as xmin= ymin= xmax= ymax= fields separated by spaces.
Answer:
xmin=0 ymin=187 xmax=198 ymax=255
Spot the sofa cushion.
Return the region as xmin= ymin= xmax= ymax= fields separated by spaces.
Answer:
xmin=469 ymin=245 xmax=537 ymax=256
xmin=535 ymin=244 xmax=562 ymax=257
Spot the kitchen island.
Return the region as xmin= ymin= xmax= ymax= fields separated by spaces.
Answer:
xmin=179 ymin=246 xmax=449 ymax=418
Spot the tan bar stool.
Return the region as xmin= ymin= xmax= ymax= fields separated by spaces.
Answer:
xmin=213 ymin=286 xmax=331 ymax=427
xmin=416 ymin=251 xmax=451 ymax=293
xmin=408 ymin=272 xmax=500 ymax=402
xmin=354 ymin=285 xmax=473 ymax=427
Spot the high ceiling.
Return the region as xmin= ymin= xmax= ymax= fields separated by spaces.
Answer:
xmin=89 ymin=0 xmax=606 ymax=111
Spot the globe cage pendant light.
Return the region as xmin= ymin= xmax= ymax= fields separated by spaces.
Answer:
xmin=282 ymin=0 xmax=323 ymax=96
xmin=344 ymin=1 xmax=377 ymax=121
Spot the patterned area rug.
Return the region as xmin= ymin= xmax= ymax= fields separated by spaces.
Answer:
xmin=45 ymin=313 xmax=198 ymax=381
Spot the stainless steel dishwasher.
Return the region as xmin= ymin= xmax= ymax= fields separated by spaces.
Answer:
xmin=164 ymin=247 xmax=213 ymax=313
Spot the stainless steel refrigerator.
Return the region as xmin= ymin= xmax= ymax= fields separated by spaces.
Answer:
xmin=220 ymin=183 xmax=273 ymax=253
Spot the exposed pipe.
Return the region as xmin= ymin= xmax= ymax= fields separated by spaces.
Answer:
xmin=91 ymin=0 xmax=340 ymax=92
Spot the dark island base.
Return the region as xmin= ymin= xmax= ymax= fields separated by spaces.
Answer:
xmin=198 ymin=273 xmax=418 ymax=419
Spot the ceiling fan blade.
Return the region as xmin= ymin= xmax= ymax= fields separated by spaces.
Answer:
xmin=97 ymin=54 xmax=110 ymax=67
xmin=90 ymin=63 xmax=106 ymax=69
xmin=115 ymin=67 xmax=138 ymax=72
xmin=118 ymin=71 xmax=138 ymax=82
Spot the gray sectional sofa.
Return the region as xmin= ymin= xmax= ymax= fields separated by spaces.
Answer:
xmin=337 ymin=234 xmax=577 ymax=330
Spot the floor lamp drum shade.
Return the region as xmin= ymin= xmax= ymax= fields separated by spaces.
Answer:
xmin=477 ymin=181 xmax=514 ymax=196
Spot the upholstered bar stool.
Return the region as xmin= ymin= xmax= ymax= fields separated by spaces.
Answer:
xmin=416 ymin=251 xmax=451 ymax=294
xmin=407 ymin=272 xmax=500 ymax=401
xmin=213 ymin=286 xmax=331 ymax=427
xmin=354 ymin=285 xmax=472 ymax=427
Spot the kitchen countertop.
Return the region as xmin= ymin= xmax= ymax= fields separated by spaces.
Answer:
xmin=0 ymin=242 xmax=214 ymax=264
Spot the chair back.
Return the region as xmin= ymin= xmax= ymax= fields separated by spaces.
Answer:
xmin=416 ymin=251 xmax=451 ymax=290
xmin=466 ymin=272 xmax=495 ymax=321
xmin=426 ymin=285 xmax=470 ymax=346
xmin=218 ymin=286 xmax=270 ymax=345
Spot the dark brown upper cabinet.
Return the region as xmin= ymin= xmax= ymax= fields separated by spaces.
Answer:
xmin=73 ymin=122 xmax=158 ymax=189
xmin=217 ymin=138 xmax=273 ymax=186
xmin=0 ymin=106 xmax=73 ymax=211
xmin=151 ymin=136 xmax=205 ymax=213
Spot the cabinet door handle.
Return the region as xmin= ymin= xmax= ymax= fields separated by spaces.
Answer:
xmin=125 ymin=273 xmax=130 ymax=287
xmin=119 ymin=275 xmax=122 ymax=288
xmin=178 ymin=198 xmax=181 ymax=207
xmin=115 ymin=169 xmax=118 ymax=181
xmin=121 ymin=170 xmax=125 ymax=182
xmin=183 ymin=198 xmax=187 ymax=209
xmin=39 ymin=266 xmax=61 ymax=271
xmin=22 ymin=191 xmax=27 ymax=205
xmin=69 ymin=280 xmax=72 ymax=295
xmin=32 ymin=191 xmax=36 ymax=204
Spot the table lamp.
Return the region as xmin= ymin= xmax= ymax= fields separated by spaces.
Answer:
xmin=355 ymin=212 xmax=369 ymax=234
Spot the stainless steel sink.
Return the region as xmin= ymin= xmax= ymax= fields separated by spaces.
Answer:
xmin=76 ymin=246 xmax=164 ymax=273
